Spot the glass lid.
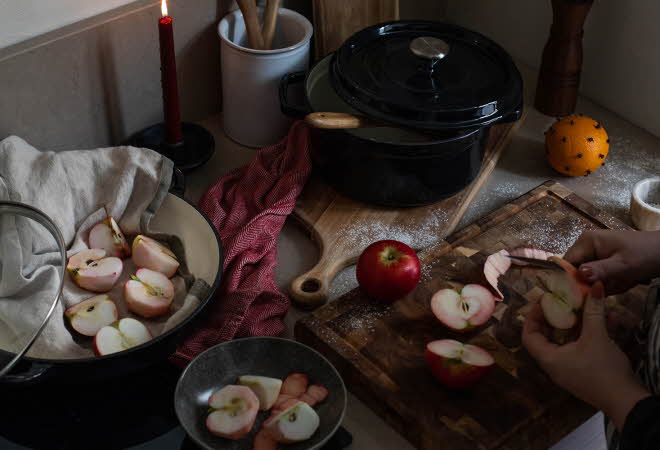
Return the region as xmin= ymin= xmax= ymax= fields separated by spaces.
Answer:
xmin=0 ymin=201 xmax=66 ymax=377
xmin=331 ymin=21 xmax=523 ymax=130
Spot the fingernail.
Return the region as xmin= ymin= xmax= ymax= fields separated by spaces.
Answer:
xmin=580 ymin=265 xmax=595 ymax=281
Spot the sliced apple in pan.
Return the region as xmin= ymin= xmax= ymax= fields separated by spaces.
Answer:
xmin=124 ymin=268 xmax=174 ymax=318
xmin=263 ymin=400 xmax=320 ymax=443
xmin=67 ymin=249 xmax=123 ymax=292
xmin=206 ymin=385 xmax=259 ymax=440
xmin=431 ymin=284 xmax=496 ymax=332
xmin=93 ymin=318 xmax=152 ymax=356
xmin=64 ymin=294 xmax=118 ymax=337
xmin=238 ymin=375 xmax=283 ymax=411
xmin=425 ymin=339 xmax=495 ymax=389
xmin=132 ymin=235 xmax=179 ymax=278
xmin=89 ymin=216 xmax=131 ymax=258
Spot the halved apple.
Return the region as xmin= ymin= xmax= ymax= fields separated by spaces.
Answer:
xmin=431 ymin=284 xmax=496 ymax=332
xmin=206 ymin=385 xmax=259 ymax=440
xmin=535 ymin=257 xmax=589 ymax=330
xmin=67 ymin=249 xmax=123 ymax=292
xmin=263 ymin=401 xmax=320 ymax=443
xmin=425 ymin=339 xmax=495 ymax=389
xmin=124 ymin=268 xmax=174 ymax=318
xmin=64 ymin=295 xmax=118 ymax=336
xmin=93 ymin=318 xmax=152 ymax=356
xmin=89 ymin=216 xmax=131 ymax=258
xmin=238 ymin=375 xmax=283 ymax=411
xmin=132 ymin=235 xmax=179 ymax=278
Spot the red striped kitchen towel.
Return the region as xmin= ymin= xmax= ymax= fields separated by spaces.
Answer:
xmin=171 ymin=121 xmax=311 ymax=366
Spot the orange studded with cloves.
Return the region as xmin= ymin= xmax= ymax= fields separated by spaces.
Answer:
xmin=544 ymin=115 xmax=609 ymax=177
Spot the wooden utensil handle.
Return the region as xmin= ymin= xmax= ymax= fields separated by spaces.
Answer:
xmin=237 ymin=0 xmax=265 ymax=50
xmin=305 ymin=112 xmax=389 ymax=129
xmin=262 ymin=0 xmax=281 ymax=50
xmin=290 ymin=255 xmax=356 ymax=309
xmin=534 ymin=0 xmax=594 ymax=116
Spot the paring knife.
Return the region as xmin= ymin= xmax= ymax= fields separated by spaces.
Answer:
xmin=505 ymin=255 xmax=564 ymax=270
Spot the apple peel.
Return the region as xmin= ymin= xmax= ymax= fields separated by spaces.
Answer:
xmin=483 ymin=249 xmax=511 ymax=300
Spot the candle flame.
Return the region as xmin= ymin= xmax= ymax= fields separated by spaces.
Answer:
xmin=161 ymin=0 xmax=168 ymax=17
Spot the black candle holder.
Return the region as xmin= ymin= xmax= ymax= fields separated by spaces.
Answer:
xmin=125 ymin=122 xmax=215 ymax=173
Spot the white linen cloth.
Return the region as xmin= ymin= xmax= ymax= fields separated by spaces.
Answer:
xmin=0 ymin=136 xmax=205 ymax=359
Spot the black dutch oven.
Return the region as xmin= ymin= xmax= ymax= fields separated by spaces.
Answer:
xmin=0 ymin=177 xmax=223 ymax=385
xmin=280 ymin=21 xmax=523 ymax=207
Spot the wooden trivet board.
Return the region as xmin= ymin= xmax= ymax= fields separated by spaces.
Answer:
xmin=290 ymin=117 xmax=524 ymax=309
xmin=295 ymin=181 xmax=649 ymax=450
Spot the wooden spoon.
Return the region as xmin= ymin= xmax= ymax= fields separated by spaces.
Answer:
xmin=237 ymin=0 xmax=264 ymax=50
xmin=262 ymin=0 xmax=281 ymax=50
xmin=304 ymin=112 xmax=391 ymax=129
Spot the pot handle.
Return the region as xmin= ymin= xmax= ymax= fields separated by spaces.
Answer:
xmin=279 ymin=72 xmax=309 ymax=119
xmin=0 ymin=361 xmax=51 ymax=384
xmin=498 ymin=104 xmax=523 ymax=124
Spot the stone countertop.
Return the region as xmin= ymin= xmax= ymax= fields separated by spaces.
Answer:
xmin=185 ymin=63 xmax=658 ymax=450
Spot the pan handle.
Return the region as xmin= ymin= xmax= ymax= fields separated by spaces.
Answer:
xmin=498 ymin=104 xmax=523 ymax=124
xmin=279 ymin=72 xmax=309 ymax=119
xmin=0 ymin=361 xmax=51 ymax=384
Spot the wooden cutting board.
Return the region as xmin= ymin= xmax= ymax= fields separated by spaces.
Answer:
xmin=295 ymin=181 xmax=649 ymax=450
xmin=312 ymin=0 xmax=399 ymax=58
xmin=290 ymin=118 xmax=524 ymax=309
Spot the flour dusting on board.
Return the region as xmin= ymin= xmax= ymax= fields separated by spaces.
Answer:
xmin=338 ymin=207 xmax=450 ymax=253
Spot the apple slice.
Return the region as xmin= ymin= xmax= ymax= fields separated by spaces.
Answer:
xmin=89 ymin=216 xmax=131 ymax=258
xmin=238 ymin=375 xmax=283 ymax=411
xmin=124 ymin=268 xmax=174 ymax=318
xmin=483 ymin=249 xmax=511 ymax=300
xmin=67 ymin=249 xmax=123 ymax=292
xmin=263 ymin=401 xmax=320 ymax=443
xmin=93 ymin=318 xmax=152 ymax=356
xmin=425 ymin=339 xmax=495 ymax=389
xmin=206 ymin=385 xmax=259 ymax=440
xmin=132 ymin=235 xmax=179 ymax=278
xmin=65 ymin=295 xmax=118 ymax=336
xmin=431 ymin=284 xmax=496 ymax=332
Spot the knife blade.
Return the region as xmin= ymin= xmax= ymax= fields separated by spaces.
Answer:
xmin=506 ymin=255 xmax=564 ymax=270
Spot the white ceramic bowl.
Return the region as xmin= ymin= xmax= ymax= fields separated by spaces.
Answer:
xmin=631 ymin=177 xmax=660 ymax=231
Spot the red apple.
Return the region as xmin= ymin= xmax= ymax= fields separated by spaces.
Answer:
xmin=263 ymin=401 xmax=320 ymax=443
xmin=67 ymin=249 xmax=123 ymax=292
xmin=124 ymin=268 xmax=175 ymax=318
xmin=535 ymin=256 xmax=589 ymax=330
xmin=65 ymin=294 xmax=118 ymax=336
xmin=431 ymin=284 xmax=496 ymax=332
xmin=206 ymin=385 xmax=259 ymax=440
xmin=89 ymin=216 xmax=130 ymax=258
xmin=132 ymin=235 xmax=179 ymax=278
xmin=93 ymin=318 xmax=152 ymax=356
xmin=425 ymin=339 xmax=495 ymax=389
xmin=356 ymin=240 xmax=421 ymax=302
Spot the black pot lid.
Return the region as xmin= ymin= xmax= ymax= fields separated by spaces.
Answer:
xmin=330 ymin=21 xmax=523 ymax=130
xmin=0 ymin=201 xmax=65 ymax=378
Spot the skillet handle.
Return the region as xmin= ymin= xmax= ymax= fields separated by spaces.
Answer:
xmin=0 ymin=361 xmax=51 ymax=384
xmin=279 ymin=72 xmax=309 ymax=119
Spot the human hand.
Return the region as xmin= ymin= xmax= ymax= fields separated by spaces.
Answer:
xmin=564 ymin=230 xmax=660 ymax=295
xmin=522 ymin=282 xmax=649 ymax=430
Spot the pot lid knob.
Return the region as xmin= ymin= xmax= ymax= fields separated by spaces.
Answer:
xmin=410 ymin=37 xmax=450 ymax=60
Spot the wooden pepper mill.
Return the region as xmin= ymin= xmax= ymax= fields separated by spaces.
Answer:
xmin=535 ymin=0 xmax=594 ymax=117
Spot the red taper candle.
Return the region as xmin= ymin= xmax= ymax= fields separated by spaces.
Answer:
xmin=158 ymin=0 xmax=183 ymax=145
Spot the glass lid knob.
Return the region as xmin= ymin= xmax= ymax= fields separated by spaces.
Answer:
xmin=410 ymin=37 xmax=450 ymax=60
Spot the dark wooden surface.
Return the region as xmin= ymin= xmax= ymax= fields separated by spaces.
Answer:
xmin=290 ymin=117 xmax=524 ymax=309
xmin=535 ymin=0 xmax=594 ymax=116
xmin=295 ymin=181 xmax=649 ymax=450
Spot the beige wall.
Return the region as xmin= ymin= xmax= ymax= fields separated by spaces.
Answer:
xmin=444 ymin=0 xmax=660 ymax=138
